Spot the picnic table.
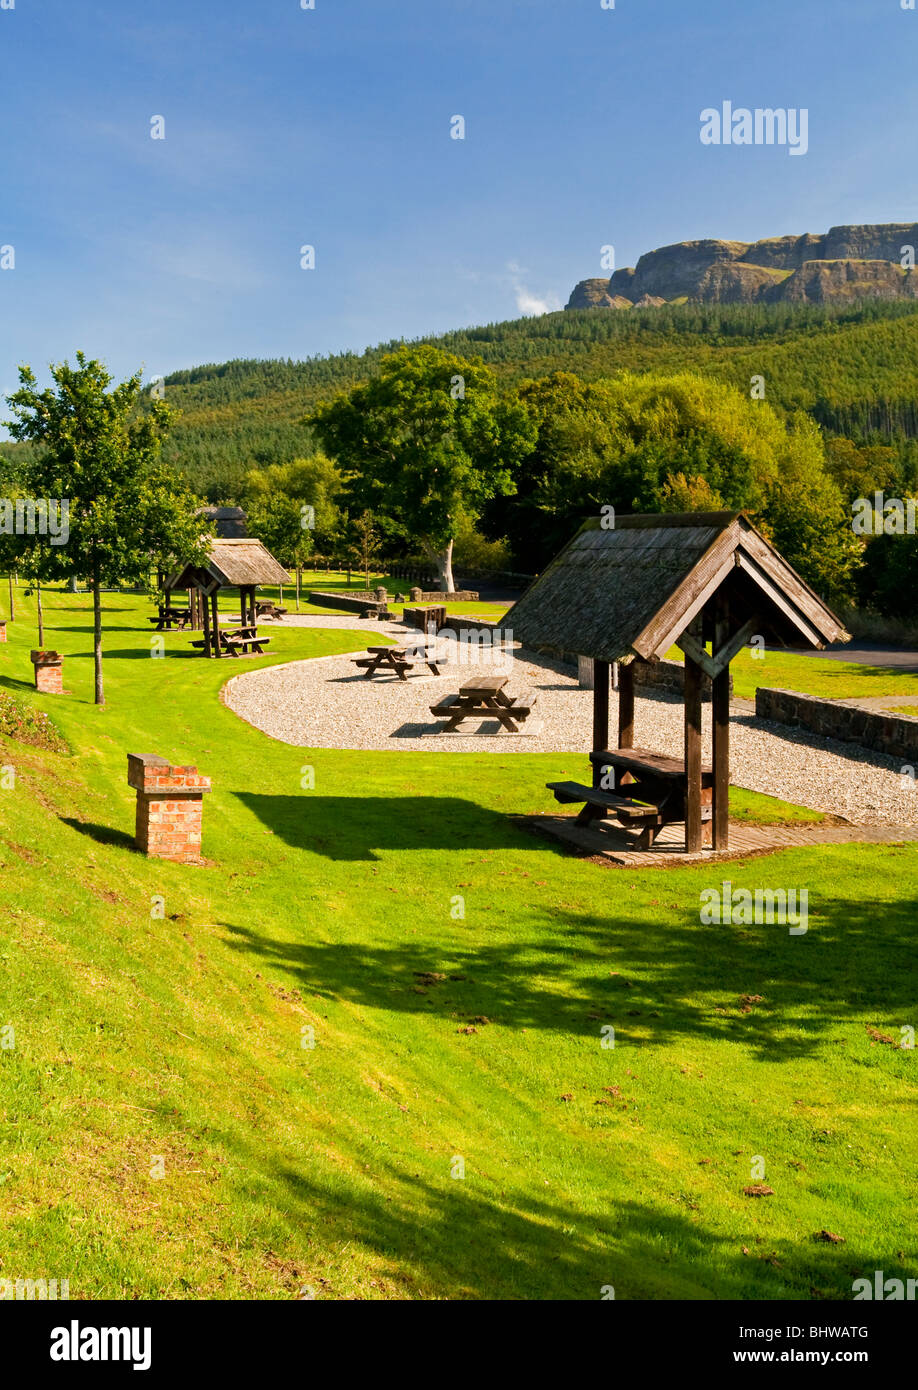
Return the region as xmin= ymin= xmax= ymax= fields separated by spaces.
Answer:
xmin=352 ymin=643 xmax=441 ymax=680
xmin=191 ymin=623 xmax=272 ymax=657
xmin=547 ymin=745 xmax=714 ymax=849
xmin=148 ymin=606 xmax=192 ymax=631
xmin=256 ymin=600 xmax=288 ymax=619
xmin=430 ymin=673 xmax=539 ymax=733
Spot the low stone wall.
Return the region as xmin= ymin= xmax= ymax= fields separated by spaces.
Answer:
xmin=441 ymin=615 xmax=503 ymax=636
xmin=400 ymin=589 xmax=479 ymax=603
xmin=308 ymin=591 xmax=380 ymax=615
xmin=632 ymin=658 xmax=730 ymax=700
xmin=756 ymin=687 xmax=918 ymax=760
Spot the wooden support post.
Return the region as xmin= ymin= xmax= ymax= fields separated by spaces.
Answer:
xmin=201 ymin=588 xmax=212 ymax=657
xmin=618 ymin=661 xmax=635 ymax=748
xmin=683 ymin=626 xmax=703 ymax=853
xmin=712 ymin=592 xmax=731 ymax=850
xmin=211 ymin=592 xmax=220 ymax=657
xmin=592 ymin=659 xmax=610 ymax=788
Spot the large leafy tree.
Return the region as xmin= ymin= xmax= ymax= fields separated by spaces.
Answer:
xmin=5 ymin=353 xmax=210 ymax=704
xmin=306 ymin=344 xmax=535 ymax=592
xmin=483 ymin=369 xmax=859 ymax=600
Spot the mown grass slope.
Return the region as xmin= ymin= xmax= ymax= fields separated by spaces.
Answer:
xmin=0 ymin=590 xmax=915 ymax=1300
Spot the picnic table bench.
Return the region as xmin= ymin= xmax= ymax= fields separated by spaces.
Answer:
xmin=256 ymin=600 xmax=288 ymax=619
xmin=352 ymin=644 xmax=441 ymax=680
xmin=430 ymin=674 xmax=539 ymax=733
xmin=190 ymin=624 xmax=272 ymax=657
xmin=547 ymin=745 xmax=714 ymax=849
xmin=148 ymin=607 xmax=192 ymax=631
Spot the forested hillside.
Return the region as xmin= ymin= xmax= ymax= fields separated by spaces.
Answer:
xmin=129 ymin=299 xmax=918 ymax=498
xmin=4 ymin=298 xmax=918 ymax=617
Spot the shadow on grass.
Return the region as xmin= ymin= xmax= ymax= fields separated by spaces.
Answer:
xmin=0 ymin=675 xmax=38 ymax=694
xmin=233 ymin=793 xmax=531 ymax=860
xmin=221 ymin=880 xmax=918 ymax=1059
xmin=60 ymin=818 xmax=137 ymax=852
xmin=217 ymin=1137 xmax=900 ymax=1300
xmin=64 ymin=648 xmax=201 ymax=661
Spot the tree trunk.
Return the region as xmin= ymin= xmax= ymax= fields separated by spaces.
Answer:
xmin=296 ymin=565 xmax=301 ymax=610
xmin=434 ymin=539 xmax=455 ymax=594
xmin=92 ymin=559 xmax=105 ymax=706
xmin=7 ymin=573 xmax=13 ymax=621
xmin=37 ymin=581 xmax=44 ymax=647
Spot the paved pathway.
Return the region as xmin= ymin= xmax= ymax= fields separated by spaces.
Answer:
xmin=779 ymin=642 xmax=918 ymax=671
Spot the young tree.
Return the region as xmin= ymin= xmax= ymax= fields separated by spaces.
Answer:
xmin=349 ymin=510 xmax=381 ymax=589
xmin=5 ymin=354 xmax=210 ymax=704
xmin=241 ymin=454 xmax=341 ymax=607
xmin=307 ymin=344 xmax=535 ymax=592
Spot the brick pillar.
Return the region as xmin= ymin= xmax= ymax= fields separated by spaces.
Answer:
xmin=127 ymin=754 xmax=211 ymax=863
xmin=0 ymin=620 xmax=6 ymax=643
xmin=31 ymin=649 xmax=64 ymax=693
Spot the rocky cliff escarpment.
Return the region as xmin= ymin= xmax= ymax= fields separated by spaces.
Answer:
xmin=567 ymin=223 xmax=918 ymax=310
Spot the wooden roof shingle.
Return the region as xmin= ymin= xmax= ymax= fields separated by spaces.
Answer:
xmin=508 ymin=512 xmax=848 ymax=663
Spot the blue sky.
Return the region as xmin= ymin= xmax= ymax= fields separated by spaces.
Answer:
xmin=1 ymin=0 xmax=916 ymax=400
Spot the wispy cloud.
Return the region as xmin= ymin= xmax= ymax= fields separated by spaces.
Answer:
xmin=507 ymin=262 xmax=561 ymax=316
xmin=513 ymin=284 xmax=561 ymax=316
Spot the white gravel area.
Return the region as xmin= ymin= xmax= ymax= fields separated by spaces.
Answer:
xmin=223 ymin=616 xmax=918 ymax=826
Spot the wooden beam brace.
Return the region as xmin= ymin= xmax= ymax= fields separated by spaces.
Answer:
xmin=709 ymin=617 xmax=760 ymax=677
xmin=675 ymin=630 xmax=717 ymax=681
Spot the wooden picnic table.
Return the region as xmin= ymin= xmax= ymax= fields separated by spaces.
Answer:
xmin=547 ymin=744 xmax=714 ymax=849
xmin=148 ymin=606 xmax=192 ymax=631
xmin=191 ymin=623 xmax=272 ymax=657
xmin=352 ymin=644 xmax=441 ymax=680
xmin=430 ymin=673 xmax=540 ymax=733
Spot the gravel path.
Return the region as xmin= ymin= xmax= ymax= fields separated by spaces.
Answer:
xmin=223 ymin=616 xmax=918 ymax=826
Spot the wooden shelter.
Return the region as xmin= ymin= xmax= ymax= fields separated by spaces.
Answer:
xmin=167 ymin=538 xmax=292 ymax=657
xmin=510 ymin=513 xmax=848 ymax=853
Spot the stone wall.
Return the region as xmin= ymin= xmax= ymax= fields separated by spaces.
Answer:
xmin=440 ymin=615 xmax=504 ymax=637
xmin=405 ymin=590 xmax=479 ymax=603
xmin=308 ymin=591 xmax=380 ymax=615
xmin=632 ymin=658 xmax=731 ymax=700
xmin=309 ymin=588 xmax=478 ymax=614
xmin=756 ymin=687 xmax=918 ymax=760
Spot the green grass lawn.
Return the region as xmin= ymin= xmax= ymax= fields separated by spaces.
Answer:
xmin=0 ymin=587 xmax=915 ymax=1300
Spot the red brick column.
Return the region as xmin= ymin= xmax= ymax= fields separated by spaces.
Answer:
xmin=0 ymin=620 xmax=6 ymax=643
xmin=31 ymin=650 xmax=64 ymax=693
xmin=127 ymin=754 xmax=211 ymax=863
